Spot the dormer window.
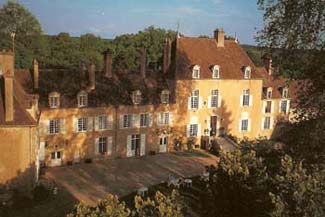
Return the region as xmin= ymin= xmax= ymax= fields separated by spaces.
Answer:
xmin=160 ymin=90 xmax=170 ymax=104
xmin=244 ymin=66 xmax=251 ymax=79
xmin=212 ymin=65 xmax=220 ymax=79
xmin=132 ymin=90 xmax=142 ymax=105
xmin=282 ymin=87 xmax=289 ymax=98
xmin=192 ymin=65 xmax=200 ymax=79
xmin=267 ymin=87 xmax=273 ymax=99
xmin=77 ymin=91 xmax=88 ymax=107
xmin=49 ymin=92 xmax=60 ymax=109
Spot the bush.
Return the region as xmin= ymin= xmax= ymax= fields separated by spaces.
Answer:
xmin=186 ymin=137 xmax=196 ymax=151
xmin=12 ymin=190 xmax=33 ymax=209
xmin=173 ymin=138 xmax=183 ymax=151
xmin=32 ymin=184 xmax=50 ymax=202
xmin=209 ymin=139 xmax=221 ymax=156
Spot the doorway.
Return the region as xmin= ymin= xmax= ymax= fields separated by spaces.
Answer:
xmin=131 ymin=134 xmax=141 ymax=157
xmin=50 ymin=151 xmax=62 ymax=167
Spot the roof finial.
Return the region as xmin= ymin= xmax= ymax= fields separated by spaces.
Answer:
xmin=176 ymin=21 xmax=181 ymax=38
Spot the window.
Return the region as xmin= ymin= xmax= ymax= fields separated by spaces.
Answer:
xmin=131 ymin=134 xmax=140 ymax=150
xmin=49 ymin=119 xmax=60 ymax=134
xmin=212 ymin=65 xmax=220 ymax=79
xmin=51 ymin=151 xmax=61 ymax=160
xmin=192 ymin=65 xmax=200 ymax=79
xmin=123 ymin=114 xmax=132 ymax=128
xmin=211 ymin=89 xmax=219 ymax=107
xmin=140 ymin=113 xmax=149 ymax=127
xmin=242 ymin=89 xmax=250 ymax=106
xmin=241 ymin=119 xmax=248 ymax=132
xmin=244 ymin=66 xmax=251 ymax=79
xmin=190 ymin=124 xmax=198 ymax=137
xmin=263 ymin=117 xmax=271 ymax=130
xmin=132 ymin=90 xmax=142 ymax=105
xmin=160 ymin=90 xmax=169 ymax=104
xmin=282 ymin=88 xmax=289 ymax=98
xmin=78 ymin=94 xmax=87 ymax=107
xmin=98 ymin=115 xmax=107 ymax=130
xmin=280 ymin=100 xmax=288 ymax=113
xmin=158 ymin=112 xmax=169 ymax=125
xmin=98 ymin=137 xmax=107 ymax=154
xmin=267 ymin=88 xmax=272 ymax=99
xmin=265 ymin=101 xmax=272 ymax=113
xmin=49 ymin=96 xmax=59 ymax=108
xmin=77 ymin=117 xmax=87 ymax=132
xmin=191 ymin=90 xmax=199 ymax=109
xmin=160 ymin=136 xmax=168 ymax=145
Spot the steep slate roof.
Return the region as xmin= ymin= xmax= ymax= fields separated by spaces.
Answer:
xmin=175 ymin=37 xmax=262 ymax=80
xmin=0 ymin=77 xmax=36 ymax=126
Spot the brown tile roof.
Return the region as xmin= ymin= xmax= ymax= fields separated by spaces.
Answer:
xmin=175 ymin=37 xmax=262 ymax=80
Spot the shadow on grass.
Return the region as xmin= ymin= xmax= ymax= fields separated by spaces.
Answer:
xmin=173 ymin=150 xmax=213 ymax=158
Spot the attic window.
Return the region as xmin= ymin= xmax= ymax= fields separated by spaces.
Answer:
xmin=77 ymin=91 xmax=88 ymax=107
xmin=244 ymin=66 xmax=251 ymax=79
xmin=192 ymin=65 xmax=200 ymax=79
xmin=266 ymin=87 xmax=273 ymax=99
xmin=212 ymin=65 xmax=220 ymax=79
xmin=132 ymin=90 xmax=142 ymax=105
xmin=282 ymin=87 xmax=289 ymax=98
xmin=49 ymin=92 xmax=60 ymax=109
xmin=160 ymin=90 xmax=170 ymax=104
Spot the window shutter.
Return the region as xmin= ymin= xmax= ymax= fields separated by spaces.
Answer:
xmin=60 ymin=119 xmax=66 ymax=134
xmin=197 ymin=124 xmax=201 ymax=137
xmin=199 ymin=97 xmax=203 ymax=109
xmin=73 ymin=117 xmax=78 ymax=132
xmin=132 ymin=114 xmax=139 ymax=128
xmin=148 ymin=113 xmax=153 ymax=127
xmin=262 ymin=101 xmax=266 ymax=114
xmin=218 ymin=96 xmax=222 ymax=108
xmin=94 ymin=116 xmax=99 ymax=131
xmin=261 ymin=117 xmax=265 ymax=130
xmin=270 ymin=117 xmax=274 ymax=129
xmin=286 ymin=100 xmax=290 ymax=114
xmin=248 ymin=119 xmax=251 ymax=132
xmin=95 ymin=138 xmax=99 ymax=155
xmin=188 ymin=97 xmax=191 ymax=110
xmin=240 ymin=95 xmax=243 ymax=107
xmin=186 ymin=125 xmax=191 ymax=137
xmin=279 ymin=101 xmax=282 ymax=113
xmin=87 ymin=117 xmax=93 ymax=132
xmin=140 ymin=134 xmax=146 ymax=156
xmin=207 ymin=96 xmax=211 ymax=108
xmin=107 ymin=137 xmax=112 ymax=155
xmin=157 ymin=113 xmax=161 ymax=126
xmin=126 ymin=135 xmax=132 ymax=157
xmin=107 ymin=115 xmax=113 ymax=130
xmin=239 ymin=120 xmax=242 ymax=132
xmin=169 ymin=112 xmax=173 ymax=125
xmin=271 ymin=101 xmax=274 ymax=113
xmin=119 ymin=115 xmax=124 ymax=129
xmin=249 ymin=95 xmax=253 ymax=106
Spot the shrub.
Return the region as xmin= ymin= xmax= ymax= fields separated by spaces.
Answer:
xmin=32 ymin=184 xmax=50 ymax=202
xmin=186 ymin=137 xmax=196 ymax=151
xmin=173 ymin=138 xmax=183 ymax=151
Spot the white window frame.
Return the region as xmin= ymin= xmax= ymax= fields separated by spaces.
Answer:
xmin=158 ymin=112 xmax=170 ymax=126
xmin=244 ymin=66 xmax=251 ymax=79
xmin=140 ymin=113 xmax=149 ymax=127
xmin=211 ymin=89 xmax=219 ymax=108
xmin=282 ymin=88 xmax=289 ymax=98
xmin=123 ymin=114 xmax=132 ymax=128
xmin=132 ymin=91 xmax=142 ymax=105
xmin=49 ymin=119 xmax=60 ymax=134
xmin=263 ymin=117 xmax=271 ymax=130
xmin=49 ymin=96 xmax=59 ymax=108
xmin=98 ymin=115 xmax=108 ymax=130
xmin=267 ymin=88 xmax=272 ymax=99
xmin=189 ymin=124 xmax=198 ymax=137
xmin=265 ymin=101 xmax=272 ymax=114
xmin=98 ymin=137 xmax=107 ymax=154
xmin=159 ymin=136 xmax=168 ymax=146
xmin=77 ymin=117 xmax=88 ymax=132
xmin=191 ymin=90 xmax=199 ymax=109
xmin=131 ymin=134 xmax=140 ymax=151
xmin=212 ymin=65 xmax=220 ymax=79
xmin=78 ymin=94 xmax=87 ymax=107
xmin=192 ymin=65 xmax=200 ymax=79
xmin=241 ymin=119 xmax=249 ymax=132
xmin=280 ymin=100 xmax=288 ymax=113
xmin=242 ymin=89 xmax=250 ymax=106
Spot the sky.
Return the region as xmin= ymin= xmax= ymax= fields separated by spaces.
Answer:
xmin=0 ymin=0 xmax=265 ymax=45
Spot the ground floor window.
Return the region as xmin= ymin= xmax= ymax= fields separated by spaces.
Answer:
xmin=241 ymin=119 xmax=248 ymax=132
xmin=263 ymin=117 xmax=271 ymax=129
xmin=160 ymin=136 xmax=168 ymax=145
xmin=190 ymin=124 xmax=198 ymax=137
xmin=99 ymin=137 xmax=107 ymax=154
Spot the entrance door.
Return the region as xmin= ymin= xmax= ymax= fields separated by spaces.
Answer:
xmin=50 ymin=151 xmax=62 ymax=167
xmin=210 ymin=116 xmax=217 ymax=136
xmin=159 ymin=136 xmax=168 ymax=153
xmin=130 ymin=134 xmax=140 ymax=157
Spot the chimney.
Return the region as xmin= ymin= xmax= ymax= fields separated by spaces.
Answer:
xmin=140 ymin=48 xmax=146 ymax=78
xmin=163 ymin=38 xmax=172 ymax=74
xmin=33 ymin=59 xmax=39 ymax=89
xmin=263 ymin=55 xmax=273 ymax=75
xmin=0 ymin=50 xmax=14 ymax=122
xmin=104 ymin=49 xmax=113 ymax=78
xmin=88 ymin=63 xmax=96 ymax=90
xmin=214 ymin=29 xmax=225 ymax=47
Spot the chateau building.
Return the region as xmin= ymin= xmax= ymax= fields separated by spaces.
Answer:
xmin=0 ymin=28 xmax=296 ymax=182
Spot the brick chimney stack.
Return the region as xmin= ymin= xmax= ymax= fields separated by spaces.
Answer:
xmin=140 ymin=48 xmax=147 ymax=79
xmin=88 ymin=63 xmax=96 ymax=90
xmin=33 ymin=59 xmax=39 ymax=89
xmin=214 ymin=29 xmax=225 ymax=47
xmin=0 ymin=50 xmax=14 ymax=122
xmin=163 ymin=38 xmax=172 ymax=74
xmin=104 ymin=49 xmax=113 ymax=78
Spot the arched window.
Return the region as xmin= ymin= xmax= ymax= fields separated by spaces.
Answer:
xmin=77 ymin=90 xmax=88 ymax=107
xmin=48 ymin=91 xmax=60 ymax=109
xmin=282 ymin=87 xmax=289 ymax=98
xmin=192 ymin=65 xmax=200 ymax=79
xmin=212 ymin=65 xmax=220 ymax=79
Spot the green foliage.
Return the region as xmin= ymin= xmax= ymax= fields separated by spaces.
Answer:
xmin=186 ymin=137 xmax=196 ymax=151
xmin=67 ymin=190 xmax=183 ymax=217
